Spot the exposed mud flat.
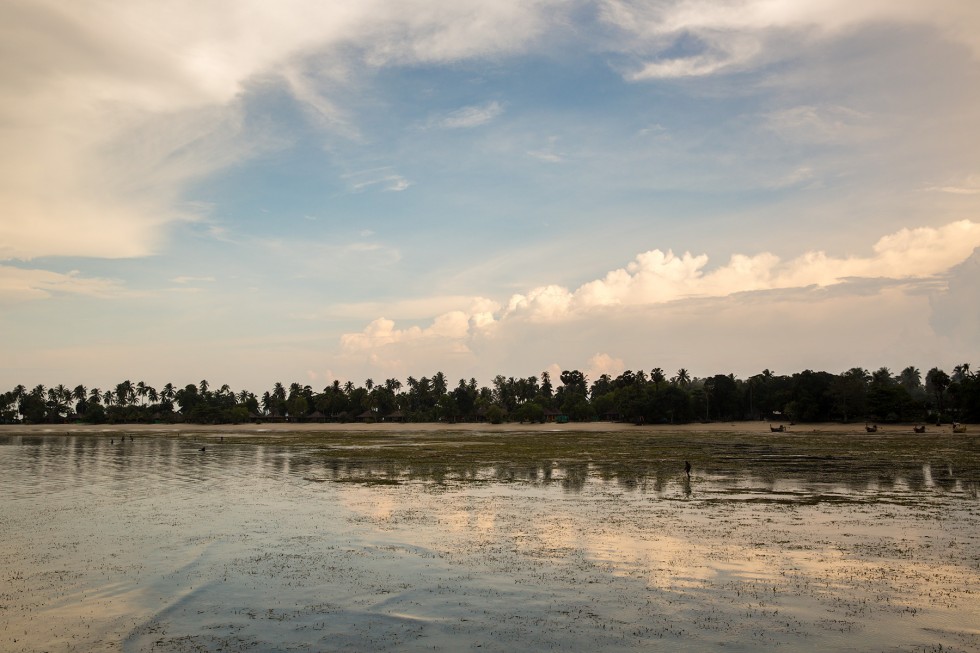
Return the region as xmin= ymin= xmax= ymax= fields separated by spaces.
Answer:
xmin=1 ymin=431 xmax=978 ymax=652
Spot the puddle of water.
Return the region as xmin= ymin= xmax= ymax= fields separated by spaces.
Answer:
xmin=1 ymin=433 xmax=978 ymax=652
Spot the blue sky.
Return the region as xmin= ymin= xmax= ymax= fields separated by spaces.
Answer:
xmin=2 ymin=1 xmax=979 ymax=393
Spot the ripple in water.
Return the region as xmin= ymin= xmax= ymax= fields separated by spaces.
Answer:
xmin=1 ymin=433 xmax=978 ymax=652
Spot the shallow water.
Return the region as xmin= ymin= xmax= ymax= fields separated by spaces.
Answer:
xmin=1 ymin=432 xmax=978 ymax=652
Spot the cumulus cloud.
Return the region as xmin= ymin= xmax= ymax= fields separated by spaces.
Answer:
xmin=339 ymin=220 xmax=980 ymax=368
xmin=586 ymin=353 xmax=626 ymax=380
xmin=505 ymin=220 xmax=980 ymax=320
xmin=341 ymin=296 xmax=501 ymax=353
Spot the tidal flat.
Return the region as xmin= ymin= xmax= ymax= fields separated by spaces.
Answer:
xmin=1 ymin=428 xmax=978 ymax=652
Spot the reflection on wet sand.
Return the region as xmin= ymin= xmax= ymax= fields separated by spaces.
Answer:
xmin=1 ymin=432 xmax=978 ymax=652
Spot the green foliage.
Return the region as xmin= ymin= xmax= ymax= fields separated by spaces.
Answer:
xmin=486 ymin=405 xmax=505 ymax=424
xmin=286 ymin=395 xmax=309 ymax=420
xmin=82 ymin=402 xmax=105 ymax=424
xmin=514 ymin=401 xmax=545 ymax=423
xmin=4 ymin=360 xmax=976 ymax=426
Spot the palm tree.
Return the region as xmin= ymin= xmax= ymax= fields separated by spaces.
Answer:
xmin=147 ymin=386 xmax=158 ymax=403
xmin=432 ymin=372 xmax=448 ymax=397
xmin=952 ymin=363 xmax=973 ymax=382
xmin=72 ymin=385 xmax=87 ymax=406
xmin=674 ymin=369 xmax=690 ymax=386
xmin=47 ymin=386 xmax=68 ymax=419
xmin=926 ymin=368 xmax=950 ymax=415
xmin=272 ymin=382 xmax=286 ymax=403
xmin=103 ymin=390 xmax=115 ymax=406
xmin=89 ymin=388 xmax=102 ymax=405
xmin=384 ymin=378 xmax=402 ymax=393
xmin=898 ymin=366 xmax=921 ymax=394
xmin=161 ymin=383 xmax=175 ymax=403
xmin=115 ymin=380 xmax=133 ymax=406
xmin=871 ymin=367 xmax=893 ymax=386
xmin=136 ymin=381 xmax=149 ymax=405
xmin=199 ymin=379 xmax=210 ymax=396
xmin=650 ymin=368 xmax=665 ymax=389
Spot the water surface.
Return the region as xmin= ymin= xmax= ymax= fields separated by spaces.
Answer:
xmin=1 ymin=431 xmax=978 ymax=652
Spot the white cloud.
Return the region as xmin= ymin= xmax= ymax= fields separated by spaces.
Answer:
xmin=924 ymin=174 xmax=980 ymax=195
xmin=527 ymin=150 xmax=564 ymax=163
xmin=171 ymin=276 xmax=216 ymax=284
xmin=601 ymin=0 xmax=980 ymax=80
xmin=586 ymin=353 xmax=625 ymax=381
xmin=0 ymin=1 xmax=557 ymax=260
xmin=342 ymin=168 xmax=412 ymax=193
xmin=3 ymin=0 xmax=974 ymax=264
xmin=763 ymin=105 xmax=873 ymax=146
xmin=339 ymin=220 xmax=980 ymax=375
xmin=504 ymin=220 xmax=980 ymax=320
xmin=0 ymin=266 xmax=126 ymax=302
xmin=436 ymin=101 xmax=504 ymax=129
xmin=341 ymin=311 xmax=480 ymax=352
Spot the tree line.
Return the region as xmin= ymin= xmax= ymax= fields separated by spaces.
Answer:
xmin=1 ymin=364 xmax=978 ymax=426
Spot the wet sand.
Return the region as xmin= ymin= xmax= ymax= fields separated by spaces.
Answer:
xmin=0 ymin=420 xmax=966 ymax=436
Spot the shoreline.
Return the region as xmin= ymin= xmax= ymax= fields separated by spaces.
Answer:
xmin=0 ymin=420 xmax=965 ymax=436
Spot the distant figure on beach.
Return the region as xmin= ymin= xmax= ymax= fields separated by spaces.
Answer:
xmin=684 ymin=461 xmax=691 ymax=480
xmin=199 ymin=446 xmax=206 ymax=452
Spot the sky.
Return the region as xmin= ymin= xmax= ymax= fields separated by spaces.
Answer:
xmin=2 ymin=0 xmax=980 ymax=394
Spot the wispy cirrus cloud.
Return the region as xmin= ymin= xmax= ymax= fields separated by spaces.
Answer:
xmin=433 ymin=101 xmax=504 ymax=129
xmin=0 ymin=1 xmax=556 ymax=260
xmin=0 ymin=266 xmax=126 ymax=302
xmin=924 ymin=174 xmax=980 ymax=195
xmin=342 ymin=167 xmax=412 ymax=193
xmin=171 ymin=276 xmax=216 ymax=284
xmin=600 ymin=0 xmax=980 ymax=80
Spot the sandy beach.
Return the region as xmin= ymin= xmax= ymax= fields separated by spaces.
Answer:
xmin=0 ymin=420 xmax=961 ymax=437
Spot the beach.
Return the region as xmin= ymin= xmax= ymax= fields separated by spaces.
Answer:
xmin=0 ymin=420 xmax=962 ymax=436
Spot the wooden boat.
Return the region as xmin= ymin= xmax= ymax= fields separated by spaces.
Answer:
xmin=865 ymin=424 xmax=878 ymax=433
xmin=770 ymin=424 xmax=785 ymax=432
xmin=913 ymin=425 xmax=926 ymax=434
